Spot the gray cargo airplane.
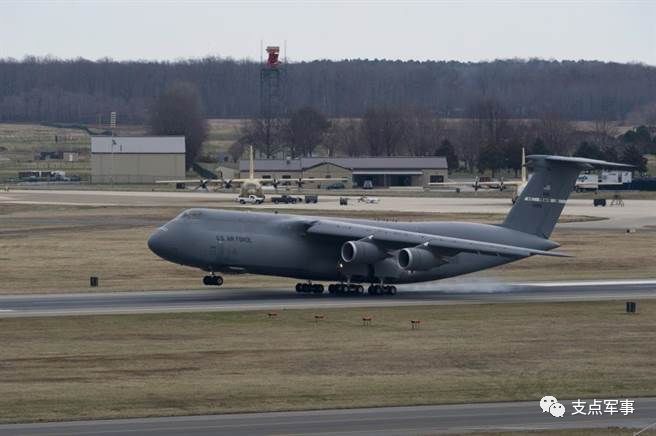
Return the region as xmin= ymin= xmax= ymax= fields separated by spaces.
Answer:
xmin=148 ymin=155 xmax=631 ymax=295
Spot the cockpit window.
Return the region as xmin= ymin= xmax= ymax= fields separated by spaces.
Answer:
xmin=178 ymin=210 xmax=203 ymax=220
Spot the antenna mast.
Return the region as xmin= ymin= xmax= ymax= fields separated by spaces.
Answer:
xmin=249 ymin=145 xmax=254 ymax=179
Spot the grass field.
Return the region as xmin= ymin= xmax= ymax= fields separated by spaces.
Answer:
xmin=2 ymin=121 xmax=654 ymax=184
xmin=473 ymin=431 xmax=656 ymax=436
xmin=0 ymin=204 xmax=654 ymax=294
xmin=0 ymin=121 xmax=244 ymax=182
xmin=0 ymin=301 xmax=654 ymax=423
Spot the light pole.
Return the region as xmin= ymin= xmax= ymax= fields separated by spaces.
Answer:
xmin=110 ymin=111 xmax=117 ymax=186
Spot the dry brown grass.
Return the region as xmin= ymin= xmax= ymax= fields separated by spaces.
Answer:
xmin=471 ymin=431 xmax=656 ymax=436
xmin=0 ymin=204 xmax=653 ymax=293
xmin=0 ymin=301 xmax=654 ymax=423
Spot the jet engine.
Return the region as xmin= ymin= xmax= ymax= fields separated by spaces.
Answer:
xmin=341 ymin=240 xmax=386 ymax=264
xmin=397 ymin=246 xmax=445 ymax=271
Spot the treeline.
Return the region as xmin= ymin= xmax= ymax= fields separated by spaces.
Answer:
xmin=1 ymin=57 xmax=656 ymax=123
xmin=229 ymin=105 xmax=654 ymax=174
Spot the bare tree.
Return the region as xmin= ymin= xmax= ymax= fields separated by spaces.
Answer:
xmin=404 ymin=107 xmax=443 ymax=156
xmin=237 ymin=118 xmax=284 ymax=158
xmin=361 ymin=107 xmax=406 ymax=156
xmin=284 ymin=106 xmax=330 ymax=157
xmin=538 ymin=113 xmax=574 ymax=155
xmin=150 ymin=81 xmax=208 ymax=169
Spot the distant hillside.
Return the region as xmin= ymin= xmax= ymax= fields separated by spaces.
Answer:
xmin=0 ymin=57 xmax=655 ymax=123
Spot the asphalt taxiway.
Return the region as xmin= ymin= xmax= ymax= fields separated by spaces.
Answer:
xmin=1 ymin=397 xmax=654 ymax=435
xmin=1 ymin=279 xmax=654 ymax=318
xmin=2 ymin=189 xmax=655 ymax=229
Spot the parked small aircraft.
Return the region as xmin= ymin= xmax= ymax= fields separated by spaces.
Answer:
xmin=430 ymin=148 xmax=528 ymax=195
xmin=158 ymin=146 xmax=346 ymax=199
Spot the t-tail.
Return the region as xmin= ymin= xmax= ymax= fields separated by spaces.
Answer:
xmin=502 ymin=155 xmax=633 ymax=239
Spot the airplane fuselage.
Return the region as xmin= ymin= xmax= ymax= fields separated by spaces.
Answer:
xmin=148 ymin=208 xmax=558 ymax=285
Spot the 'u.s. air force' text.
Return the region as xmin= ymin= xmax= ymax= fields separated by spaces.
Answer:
xmin=216 ymin=235 xmax=252 ymax=243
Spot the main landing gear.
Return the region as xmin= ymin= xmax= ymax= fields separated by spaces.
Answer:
xmin=367 ymin=284 xmax=397 ymax=296
xmin=295 ymin=283 xmax=324 ymax=293
xmin=203 ymin=274 xmax=223 ymax=286
xmin=325 ymin=284 xmax=397 ymax=296
xmin=294 ymin=282 xmax=398 ymax=296
xmin=328 ymin=284 xmax=364 ymax=295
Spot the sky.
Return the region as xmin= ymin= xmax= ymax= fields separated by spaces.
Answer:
xmin=1 ymin=1 xmax=654 ymax=65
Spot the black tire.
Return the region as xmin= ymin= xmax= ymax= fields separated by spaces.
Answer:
xmin=215 ymin=276 xmax=223 ymax=286
xmin=295 ymin=283 xmax=302 ymax=293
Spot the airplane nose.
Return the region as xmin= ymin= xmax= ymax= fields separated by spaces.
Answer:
xmin=147 ymin=229 xmax=167 ymax=258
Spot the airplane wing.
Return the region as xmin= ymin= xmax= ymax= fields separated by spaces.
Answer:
xmin=427 ymin=181 xmax=471 ymax=186
xmin=305 ymin=219 xmax=570 ymax=258
xmin=429 ymin=180 xmax=523 ymax=186
xmin=155 ymin=179 xmax=224 ymax=185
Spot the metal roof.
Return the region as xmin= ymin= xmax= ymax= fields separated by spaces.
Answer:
xmin=91 ymin=136 xmax=185 ymax=154
xmin=239 ymin=157 xmax=447 ymax=172
xmin=240 ymin=159 xmax=303 ymax=172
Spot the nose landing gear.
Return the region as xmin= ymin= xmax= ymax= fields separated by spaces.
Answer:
xmin=203 ymin=274 xmax=223 ymax=286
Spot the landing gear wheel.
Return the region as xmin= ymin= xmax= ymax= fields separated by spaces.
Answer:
xmin=368 ymin=285 xmax=380 ymax=296
xmin=203 ymin=275 xmax=223 ymax=287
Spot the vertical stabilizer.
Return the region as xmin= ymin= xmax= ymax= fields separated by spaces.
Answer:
xmin=502 ymin=155 xmax=633 ymax=238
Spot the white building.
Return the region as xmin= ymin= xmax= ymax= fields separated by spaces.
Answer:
xmin=90 ymin=136 xmax=185 ymax=184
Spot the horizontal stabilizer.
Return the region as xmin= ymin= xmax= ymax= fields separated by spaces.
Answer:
xmin=526 ymin=155 xmax=634 ymax=169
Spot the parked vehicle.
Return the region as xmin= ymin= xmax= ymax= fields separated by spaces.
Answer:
xmin=271 ymin=194 xmax=302 ymax=204
xmin=236 ymin=194 xmax=264 ymax=204
xmin=358 ymin=195 xmax=380 ymax=204
xmin=576 ymin=171 xmax=633 ymax=192
xmin=326 ymin=182 xmax=346 ymax=190
xmin=304 ymin=195 xmax=318 ymax=204
xmin=362 ymin=180 xmax=374 ymax=189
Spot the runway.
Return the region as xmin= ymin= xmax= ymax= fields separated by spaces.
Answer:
xmin=1 ymin=397 xmax=655 ymax=435
xmin=1 ymin=279 xmax=655 ymax=317
xmin=2 ymin=188 xmax=655 ymax=229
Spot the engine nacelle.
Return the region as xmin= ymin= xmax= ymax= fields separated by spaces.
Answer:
xmin=398 ymin=246 xmax=444 ymax=271
xmin=341 ymin=240 xmax=386 ymax=264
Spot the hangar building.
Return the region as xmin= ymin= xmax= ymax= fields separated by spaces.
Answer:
xmin=239 ymin=157 xmax=448 ymax=188
xmin=90 ymin=136 xmax=185 ymax=184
